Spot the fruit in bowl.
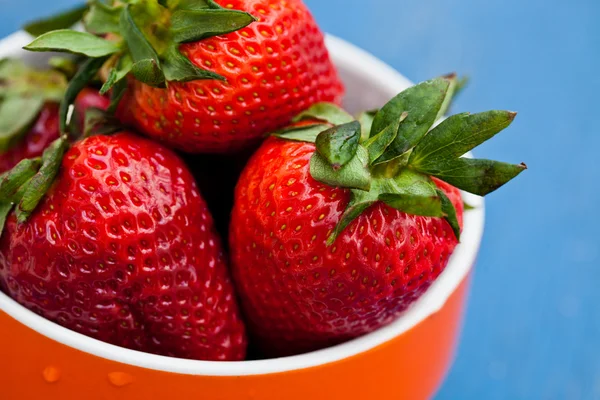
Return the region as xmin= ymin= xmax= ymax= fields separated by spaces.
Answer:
xmin=0 ymin=131 xmax=247 ymax=361
xmin=0 ymin=54 xmax=247 ymax=361
xmin=0 ymin=0 xmax=526 ymax=399
xmin=23 ymin=0 xmax=344 ymax=153
xmin=230 ymin=79 xmax=525 ymax=356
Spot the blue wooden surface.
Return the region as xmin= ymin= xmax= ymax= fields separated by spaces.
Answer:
xmin=1 ymin=0 xmax=599 ymax=398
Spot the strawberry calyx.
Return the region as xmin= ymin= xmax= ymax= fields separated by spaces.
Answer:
xmin=23 ymin=0 xmax=256 ymax=94
xmin=0 ymin=59 xmax=67 ymax=152
xmin=275 ymin=74 xmax=527 ymax=244
xmin=0 ymin=135 xmax=68 ymax=233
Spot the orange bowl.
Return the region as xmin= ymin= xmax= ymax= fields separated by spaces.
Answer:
xmin=0 ymin=32 xmax=485 ymax=400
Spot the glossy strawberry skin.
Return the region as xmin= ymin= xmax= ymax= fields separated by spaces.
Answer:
xmin=0 ymin=133 xmax=247 ymax=361
xmin=0 ymin=89 xmax=110 ymax=174
xmin=74 ymin=87 xmax=111 ymax=122
xmin=230 ymin=138 xmax=464 ymax=356
xmin=122 ymin=0 xmax=344 ymax=153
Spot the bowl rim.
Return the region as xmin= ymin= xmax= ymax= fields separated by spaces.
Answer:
xmin=0 ymin=31 xmax=485 ymax=377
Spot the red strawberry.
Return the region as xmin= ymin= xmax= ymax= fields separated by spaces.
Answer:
xmin=0 ymin=133 xmax=247 ymax=360
xmin=123 ymin=0 xmax=344 ymax=153
xmin=231 ymin=138 xmax=462 ymax=355
xmin=74 ymin=87 xmax=111 ymax=124
xmin=25 ymin=0 xmax=344 ymax=153
xmin=0 ymin=89 xmax=109 ymax=174
xmin=230 ymin=77 xmax=526 ymax=356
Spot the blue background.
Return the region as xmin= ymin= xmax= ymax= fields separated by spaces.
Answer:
xmin=1 ymin=0 xmax=599 ymax=398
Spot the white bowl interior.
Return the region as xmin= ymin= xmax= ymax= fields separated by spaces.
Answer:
xmin=0 ymin=32 xmax=485 ymax=376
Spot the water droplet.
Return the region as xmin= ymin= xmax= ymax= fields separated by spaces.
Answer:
xmin=108 ymin=372 xmax=134 ymax=387
xmin=42 ymin=366 xmax=61 ymax=383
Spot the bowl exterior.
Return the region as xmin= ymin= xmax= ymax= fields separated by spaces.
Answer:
xmin=0 ymin=275 xmax=470 ymax=400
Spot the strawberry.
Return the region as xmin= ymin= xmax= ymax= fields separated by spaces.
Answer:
xmin=74 ymin=87 xmax=111 ymax=127
xmin=24 ymin=0 xmax=344 ymax=153
xmin=230 ymin=76 xmax=526 ymax=356
xmin=0 ymin=132 xmax=247 ymax=360
xmin=0 ymin=59 xmax=109 ymax=173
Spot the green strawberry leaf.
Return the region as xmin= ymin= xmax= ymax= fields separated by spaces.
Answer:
xmin=119 ymin=6 xmax=161 ymax=66
xmin=170 ymin=8 xmax=256 ymax=43
xmin=83 ymin=107 xmax=122 ymax=137
xmin=310 ymin=145 xmax=371 ymax=191
xmin=16 ymin=137 xmax=68 ymax=223
xmin=0 ymin=96 xmax=45 ymax=152
xmin=382 ymin=168 xmax=438 ymax=196
xmin=166 ymin=0 xmax=220 ymax=10
xmin=0 ymin=157 xmax=42 ymax=200
xmin=416 ymin=157 xmax=527 ymax=196
xmin=0 ymin=59 xmax=69 ymax=152
xmin=437 ymin=189 xmax=461 ymax=240
xmin=24 ymin=30 xmax=121 ymax=58
xmin=108 ymin=78 xmax=128 ymax=115
xmin=294 ymin=103 xmax=354 ymax=126
xmin=273 ymin=123 xmax=331 ymax=143
xmin=409 ymin=110 xmax=517 ymax=168
xmin=101 ymin=69 xmax=118 ymax=95
xmin=327 ymin=189 xmax=378 ymax=245
xmin=377 ymin=169 xmax=443 ymax=217
xmin=60 ymin=57 xmax=108 ymax=135
xmin=0 ymin=201 xmax=13 ymax=237
xmin=364 ymin=112 xmax=407 ymax=164
xmin=315 ymin=121 xmax=361 ymax=169
xmin=378 ymin=192 xmax=442 ymax=218
xmin=131 ymin=59 xmax=166 ymax=88
xmin=436 ymin=73 xmax=459 ymax=121
xmin=0 ymin=58 xmax=67 ymax=101
xmin=84 ymin=1 xmax=122 ymax=35
xmin=127 ymin=1 xmax=172 ymax=55
xmin=48 ymin=57 xmax=78 ymax=79
xmin=438 ymin=74 xmax=469 ymax=117
xmin=100 ymin=54 xmax=133 ymax=95
xmin=357 ymin=109 xmax=377 ymax=142
xmin=162 ymin=43 xmax=224 ymax=82
xmin=12 ymin=177 xmax=33 ymax=223
xmin=120 ymin=5 xmax=165 ymax=87
xmin=204 ymin=0 xmax=225 ymax=8
xmin=372 ymin=77 xmax=451 ymax=164
xmin=326 ymin=169 xmax=460 ymax=245
xmin=23 ymin=5 xmax=88 ymax=37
